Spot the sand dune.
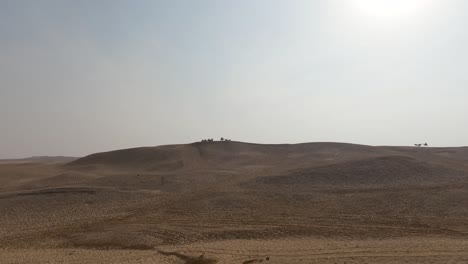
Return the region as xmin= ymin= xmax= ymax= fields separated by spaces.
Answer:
xmin=67 ymin=142 xmax=389 ymax=171
xmin=0 ymin=142 xmax=467 ymax=263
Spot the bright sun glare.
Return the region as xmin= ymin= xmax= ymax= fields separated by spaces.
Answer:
xmin=351 ymin=0 xmax=433 ymax=21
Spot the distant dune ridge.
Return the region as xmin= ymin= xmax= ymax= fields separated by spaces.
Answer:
xmin=0 ymin=156 xmax=77 ymax=164
xmin=1 ymin=141 xmax=467 ymax=263
xmin=59 ymin=141 xmax=468 ymax=191
xmin=67 ymin=141 xmax=468 ymax=180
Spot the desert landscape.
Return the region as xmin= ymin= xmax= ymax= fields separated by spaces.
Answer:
xmin=0 ymin=141 xmax=467 ymax=263
xmin=3 ymin=0 xmax=468 ymax=263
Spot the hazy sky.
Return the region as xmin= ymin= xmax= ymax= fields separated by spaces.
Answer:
xmin=1 ymin=0 xmax=468 ymax=158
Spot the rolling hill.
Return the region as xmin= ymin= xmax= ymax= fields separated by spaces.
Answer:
xmin=0 ymin=141 xmax=467 ymax=263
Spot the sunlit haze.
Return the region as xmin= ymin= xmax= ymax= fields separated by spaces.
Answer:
xmin=350 ymin=0 xmax=435 ymax=21
xmin=1 ymin=0 xmax=467 ymax=158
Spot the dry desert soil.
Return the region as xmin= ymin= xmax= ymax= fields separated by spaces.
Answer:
xmin=0 ymin=142 xmax=467 ymax=263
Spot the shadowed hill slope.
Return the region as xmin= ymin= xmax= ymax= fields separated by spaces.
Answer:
xmin=67 ymin=145 xmax=188 ymax=171
xmin=61 ymin=142 xmax=468 ymax=190
xmin=3 ymin=142 xmax=467 ymax=193
xmin=66 ymin=142 xmax=392 ymax=172
xmin=250 ymin=155 xmax=467 ymax=190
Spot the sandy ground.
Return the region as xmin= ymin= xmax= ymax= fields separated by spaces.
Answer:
xmin=0 ymin=142 xmax=467 ymax=263
xmin=1 ymin=237 xmax=467 ymax=264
